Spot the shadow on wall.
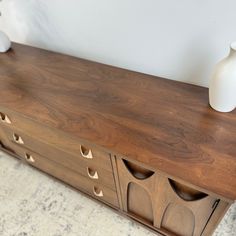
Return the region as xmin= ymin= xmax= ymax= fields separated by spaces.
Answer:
xmin=177 ymin=37 xmax=217 ymax=87
xmin=4 ymin=0 xmax=227 ymax=88
xmin=8 ymin=0 xmax=65 ymax=52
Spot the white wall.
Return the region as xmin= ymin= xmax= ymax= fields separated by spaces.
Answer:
xmin=0 ymin=0 xmax=236 ymax=87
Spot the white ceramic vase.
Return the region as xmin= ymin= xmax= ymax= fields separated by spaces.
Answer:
xmin=209 ymin=42 xmax=236 ymax=112
xmin=0 ymin=31 xmax=11 ymax=53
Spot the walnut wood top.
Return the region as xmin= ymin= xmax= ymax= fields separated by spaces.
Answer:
xmin=0 ymin=43 xmax=236 ymax=201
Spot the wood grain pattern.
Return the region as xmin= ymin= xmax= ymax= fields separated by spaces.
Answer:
xmin=116 ymin=157 xmax=224 ymax=236
xmin=0 ymin=108 xmax=113 ymax=170
xmin=4 ymin=141 xmax=119 ymax=208
xmin=201 ymin=201 xmax=230 ymax=236
xmin=154 ymin=177 xmax=219 ymax=236
xmin=0 ymin=125 xmax=116 ymax=189
xmin=0 ymin=43 xmax=236 ymax=201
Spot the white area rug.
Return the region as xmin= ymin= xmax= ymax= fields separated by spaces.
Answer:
xmin=0 ymin=151 xmax=235 ymax=236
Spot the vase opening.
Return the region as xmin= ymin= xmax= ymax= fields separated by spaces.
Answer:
xmin=230 ymin=42 xmax=236 ymax=51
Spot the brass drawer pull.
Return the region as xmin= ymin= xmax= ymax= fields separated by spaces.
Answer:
xmin=13 ymin=133 xmax=24 ymax=144
xmin=25 ymin=153 xmax=35 ymax=163
xmin=0 ymin=112 xmax=11 ymax=124
xmin=87 ymin=167 xmax=99 ymax=179
xmin=80 ymin=145 xmax=93 ymax=159
xmin=93 ymin=186 xmax=103 ymax=197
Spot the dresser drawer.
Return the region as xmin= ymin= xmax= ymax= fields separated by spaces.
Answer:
xmin=0 ymin=125 xmax=116 ymax=190
xmin=8 ymin=142 xmax=119 ymax=208
xmin=0 ymin=125 xmax=11 ymax=149
xmin=0 ymin=126 xmax=5 ymax=144
xmin=0 ymin=109 xmax=112 ymax=170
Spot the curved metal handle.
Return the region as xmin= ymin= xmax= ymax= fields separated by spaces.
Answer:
xmin=87 ymin=167 xmax=99 ymax=179
xmin=25 ymin=153 xmax=35 ymax=163
xmin=0 ymin=113 xmax=11 ymax=124
xmin=93 ymin=186 xmax=103 ymax=197
xmin=80 ymin=145 xmax=93 ymax=159
xmin=13 ymin=133 xmax=24 ymax=144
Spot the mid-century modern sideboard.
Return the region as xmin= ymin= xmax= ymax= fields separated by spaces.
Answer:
xmin=0 ymin=43 xmax=235 ymax=236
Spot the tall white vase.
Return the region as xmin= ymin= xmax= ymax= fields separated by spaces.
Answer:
xmin=0 ymin=31 xmax=11 ymax=53
xmin=209 ymin=42 xmax=236 ymax=112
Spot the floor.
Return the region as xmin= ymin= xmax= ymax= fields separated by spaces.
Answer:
xmin=0 ymin=151 xmax=235 ymax=236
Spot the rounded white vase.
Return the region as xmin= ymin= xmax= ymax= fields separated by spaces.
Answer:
xmin=0 ymin=31 xmax=11 ymax=53
xmin=209 ymin=42 xmax=236 ymax=112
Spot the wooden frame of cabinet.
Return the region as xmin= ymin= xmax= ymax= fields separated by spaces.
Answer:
xmin=115 ymin=156 xmax=230 ymax=236
xmin=0 ymin=43 xmax=235 ymax=236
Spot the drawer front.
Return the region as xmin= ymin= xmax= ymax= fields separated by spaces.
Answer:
xmin=8 ymin=142 xmax=119 ymax=208
xmin=0 ymin=109 xmax=113 ymax=170
xmin=0 ymin=125 xmax=116 ymax=190
xmin=0 ymin=126 xmax=5 ymax=145
xmin=0 ymin=125 xmax=11 ymax=149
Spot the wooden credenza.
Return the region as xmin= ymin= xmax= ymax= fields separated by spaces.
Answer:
xmin=0 ymin=43 xmax=235 ymax=236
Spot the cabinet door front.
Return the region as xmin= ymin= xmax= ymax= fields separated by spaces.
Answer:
xmin=116 ymin=156 xmax=222 ymax=236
